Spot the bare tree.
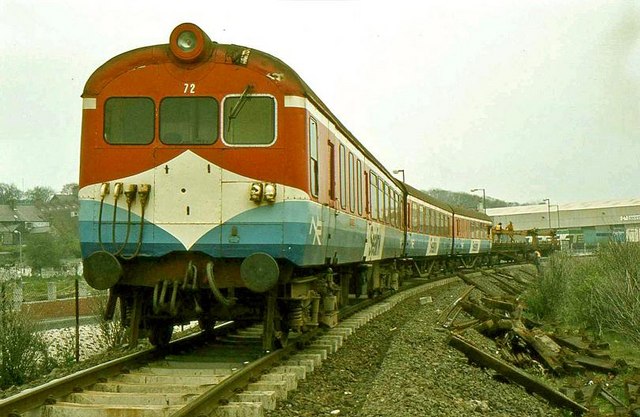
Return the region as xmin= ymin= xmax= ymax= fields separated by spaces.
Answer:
xmin=60 ymin=183 xmax=79 ymax=196
xmin=0 ymin=183 xmax=22 ymax=208
xmin=25 ymin=186 xmax=55 ymax=206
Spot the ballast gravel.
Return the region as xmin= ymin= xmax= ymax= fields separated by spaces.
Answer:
xmin=267 ymin=277 xmax=563 ymax=417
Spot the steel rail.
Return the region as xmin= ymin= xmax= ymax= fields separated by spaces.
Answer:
xmin=169 ymin=291 xmax=385 ymax=417
xmin=169 ymin=331 xmax=318 ymax=417
xmin=171 ymin=274 xmax=465 ymax=416
xmin=0 ymin=322 xmax=235 ymax=417
xmin=0 ymin=347 xmax=161 ymax=417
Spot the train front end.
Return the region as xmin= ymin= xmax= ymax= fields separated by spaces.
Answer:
xmin=78 ymin=23 xmax=311 ymax=346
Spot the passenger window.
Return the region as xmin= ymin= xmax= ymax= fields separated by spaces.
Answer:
xmin=339 ymin=145 xmax=346 ymax=209
xmin=386 ymin=186 xmax=391 ymax=225
xmin=104 ymin=97 xmax=154 ymax=144
xmin=328 ymin=142 xmax=336 ymax=201
xmin=223 ymin=95 xmax=275 ymax=145
xmin=160 ymin=97 xmax=218 ymax=145
xmin=356 ymin=160 xmax=363 ymax=215
xmin=370 ymin=173 xmax=379 ymax=220
xmin=390 ymin=193 xmax=396 ymax=227
xmin=348 ymin=153 xmax=355 ymax=212
xmin=379 ymin=182 xmax=386 ymax=223
xmin=309 ymin=118 xmax=319 ymax=197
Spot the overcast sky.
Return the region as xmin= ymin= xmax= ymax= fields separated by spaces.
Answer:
xmin=1 ymin=0 xmax=639 ymax=205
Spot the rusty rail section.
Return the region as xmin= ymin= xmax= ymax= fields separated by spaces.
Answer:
xmin=449 ymin=334 xmax=589 ymax=415
xmin=443 ymin=267 xmax=640 ymax=415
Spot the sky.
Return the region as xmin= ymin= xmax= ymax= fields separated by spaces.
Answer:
xmin=1 ymin=0 xmax=639 ymax=205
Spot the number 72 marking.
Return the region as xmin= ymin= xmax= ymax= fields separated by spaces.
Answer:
xmin=183 ymin=83 xmax=196 ymax=94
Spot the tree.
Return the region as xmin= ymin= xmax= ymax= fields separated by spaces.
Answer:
xmin=61 ymin=183 xmax=79 ymax=196
xmin=23 ymin=233 xmax=63 ymax=276
xmin=25 ymin=186 xmax=55 ymax=206
xmin=0 ymin=183 xmax=22 ymax=208
xmin=425 ymin=188 xmax=522 ymax=210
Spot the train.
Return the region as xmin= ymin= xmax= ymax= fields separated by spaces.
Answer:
xmin=79 ymin=23 xmax=495 ymax=349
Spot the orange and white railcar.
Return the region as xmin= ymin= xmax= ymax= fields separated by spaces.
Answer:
xmin=79 ymin=23 xmax=491 ymax=347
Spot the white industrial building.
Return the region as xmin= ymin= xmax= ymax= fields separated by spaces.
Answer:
xmin=486 ymin=198 xmax=640 ymax=249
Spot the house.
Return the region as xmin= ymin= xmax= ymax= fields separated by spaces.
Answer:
xmin=45 ymin=194 xmax=79 ymax=216
xmin=0 ymin=205 xmax=50 ymax=245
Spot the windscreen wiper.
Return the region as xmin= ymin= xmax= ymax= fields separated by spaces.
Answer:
xmin=227 ymin=84 xmax=254 ymax=135
xmin=228 ymin=84 xmax=254 ymax=120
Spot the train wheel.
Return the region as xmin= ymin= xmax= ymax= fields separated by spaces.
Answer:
xmin=149 ymin=321 xmax=173 ymax=347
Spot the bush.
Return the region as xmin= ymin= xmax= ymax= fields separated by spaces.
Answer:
xmin=524 ymin=251 xmax=574 ymax=320
xmin=525 ymin=243 xmax=640 ymax=343
xmin=0 ymin=282 xmax=56 ymax=389
xmin=93 ymin=295 xmax=128 ymax=350
xmin=577 ymin=244 xmax=640 ymax=342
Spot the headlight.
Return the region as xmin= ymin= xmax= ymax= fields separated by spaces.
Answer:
xmin=169 ymin=23 xmax=210 ymax=63
xmin=176 ymin=30 xmax=197 ymax=52
xmin=264 ymin=183 xmax=277 ymax=202
xmin=250 ymin=182 xmax=263 ymax=203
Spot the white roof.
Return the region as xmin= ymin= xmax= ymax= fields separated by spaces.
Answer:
xmin=486 ymin=198 xmax=640 ymax=216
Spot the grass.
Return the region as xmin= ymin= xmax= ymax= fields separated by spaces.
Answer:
xmin=20 ymin=275 xmax=93 ymax=302
xmin=525 ymin=243 xmax=640 ymax=344
xmin=524 ymin=244 xmax=640 ymax=414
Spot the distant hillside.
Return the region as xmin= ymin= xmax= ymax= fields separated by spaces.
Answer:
xmin=425 ymin=188 xmax=521 ymax=211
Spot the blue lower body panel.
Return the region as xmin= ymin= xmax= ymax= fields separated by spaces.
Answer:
xmin=79 ymin=200 xmax=398 ymax=268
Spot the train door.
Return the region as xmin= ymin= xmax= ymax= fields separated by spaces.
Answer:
xmin=364 ymin=171 xmax=383 ymax=262
xmin=321 ymin=140 xmax=339 ymax=263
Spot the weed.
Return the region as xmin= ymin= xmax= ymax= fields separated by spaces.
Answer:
xmin=0 ymin=282 xmax=56 ymax=389
xmin=92 ymin=294 xmax=128 ymax=350
xmin=525 ymin=243 xmax=640 ymax=343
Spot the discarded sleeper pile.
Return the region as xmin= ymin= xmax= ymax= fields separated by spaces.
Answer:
xmin=441 ymin=269 xmax=638 ymax=416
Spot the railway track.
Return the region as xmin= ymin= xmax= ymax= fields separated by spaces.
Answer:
xmin=0 ymin=270 xmax=500 ymax=417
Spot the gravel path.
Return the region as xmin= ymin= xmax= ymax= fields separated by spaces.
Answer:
xmin=267 ymin=273 xmax=563 ymax=417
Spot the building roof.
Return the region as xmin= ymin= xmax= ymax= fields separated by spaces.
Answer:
xmin=0 ymin=205 xmax=46 ymax=222
xmin=45 ymin=194 xmax=79 ymax=211
xmin=0 ymin=223 xmax=18 ymax=233
xmin=486 ymin=198 xmax=640 ymax=216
